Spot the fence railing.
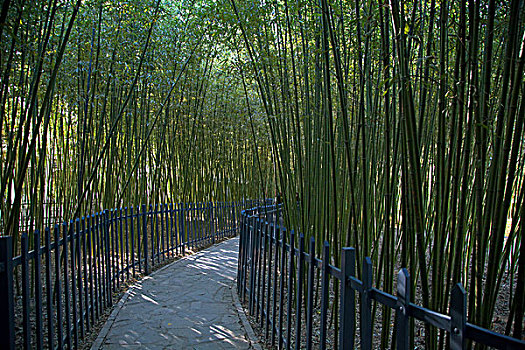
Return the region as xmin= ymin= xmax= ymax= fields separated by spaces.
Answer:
xmin=237 ymin=205 xmax=525 ymax=350
xmin=0 ymin=199 xmax=265 ymax=350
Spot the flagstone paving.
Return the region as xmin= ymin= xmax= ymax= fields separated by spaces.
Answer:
xmin=91 ymin=237 xmax=257 ymax=349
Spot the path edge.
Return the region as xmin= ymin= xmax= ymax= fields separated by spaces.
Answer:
xmin=90 ymin=283 xmax=133 ymax=350
xmin=232 ymin=283 xmax=263 ymax=350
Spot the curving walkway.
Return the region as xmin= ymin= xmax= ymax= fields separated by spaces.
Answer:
xmin=91 ymin=237 xmax=257 ymax=349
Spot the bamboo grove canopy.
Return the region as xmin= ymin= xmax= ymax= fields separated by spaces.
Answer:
xmin=1 ymin=0 xmax=524 ymax=345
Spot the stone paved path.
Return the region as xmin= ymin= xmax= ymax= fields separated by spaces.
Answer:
xmin=92 ymin=237 xmax=254 ymax=349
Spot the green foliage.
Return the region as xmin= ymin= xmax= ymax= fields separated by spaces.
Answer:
xmin=1 ymin=0 xmax=524 ymax=345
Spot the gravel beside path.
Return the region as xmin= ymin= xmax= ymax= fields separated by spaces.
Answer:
xmin=91 ymin=237 xmax=255 ymax=349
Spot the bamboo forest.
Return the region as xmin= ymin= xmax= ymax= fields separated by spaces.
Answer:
xmin=0 ymin=0 xmax=524 ymax=348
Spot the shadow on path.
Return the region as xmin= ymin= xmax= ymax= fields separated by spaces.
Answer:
xmin=92 ymin=237 xmax=252 ymax=349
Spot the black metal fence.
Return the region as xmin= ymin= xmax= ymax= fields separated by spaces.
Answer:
xmin=237 ymin=205 xmax=525 ymax=350
xmin=0 ymin=199 xmax=264 ymax=350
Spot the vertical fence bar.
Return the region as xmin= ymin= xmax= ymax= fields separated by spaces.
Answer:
xmin=180 ymin=203 xmax=185 ymax=255
xmin=340 ymin=247 xmax=356 ymax=350
xmin=104 ymin=210 xmax=112 ymax=307
xmin=92 ymin=215 xmax=99 ymax=319
xmin=166 ymin=204 xmax=171 ymax=255
xmin=192 ymin=203 xmax=197 ymax=248
xmin=278 ymin=227 xmax=286 ymax=349
xmin=271 ymin=223 xmax=280 ymax=347
xmin=110 ymin=210 xmax=117 ymax=293
xmin=70 ymin=222 xmax=78 ymax=349
xmin=396 ymin=268 xmax=410 ymax=350
xmin=61 ymin=223 xmax=71 ymax=349
xmin=450 ymin=284 xmax=467 ymax=350
xmin=219 ymin=202 xmax=223 ymax=239
xmin=119 ymin=208 xmax=124 ymax=287
xmin=208 ymin=202 xmax=212 ymax=244
xmin=226 ymin=202 xmax=232 ymax=237
xmin=233 ymin=202 xmax=237 ymax=234
xmin=260 ymin=216 xmax=268 ymax=330
xmin=88 ymin=216 xmax=95 ymax=325
xmin=34 ymin=230 xmax=44 ymax=350
xmin=174 ymin=203 xmax=178 ymax=252
xmin=258 ymin=216 xmax=264 ymax=320
xmin=82 ymin=217 xmax=90 ymax=331
xmin=203 ymin=203 xmax=208 ymax=244
xmin=160 ymin=203 xmax=165 ymax=259
xmin=76 ymin=218 xmax=85 ymax=338
xmin=165 ymin=204 xmax=170 ymax=254
xmin=227 ymin=202 xmax=231 ymax=235
xmin=255 ymin=217 xmax=261 ymax=318
xmin=189 ymin=203 xmax=196 ymax=251
xmin=216 ymin=202 xmax=220 ymax=239
xmin=136 ymin=207 xmax=142 ymax=274
xmin=194 ymin=203 xmax=198 ymax=245
xmin=99 ymin=213 xmax=106 ymax=311
xmin=101 ymin=212 xmax=108 ymax=310
xmin=152 ymin=204 xmax=157 ymax=266
xmin=143 ymin=204 xmax=149 ymax=275
xmin=187 ymin=203 xmax=192 ymax=250
xmin=224 ymin=202 xmax=228 ymax=238
xmin=45 ymin=229 xmax=54 ymax=350
xmin=197 ymin=203 xmax=202 ymax=245
xmin=305 ymin=236 xmax=315 ymax=350
xmin=237 ymin=212 xmax=243 ymax=293
xmin=361 ymin=257 xmax=373 ymax=350
xmin=170 ymin=204 xmax=176 ymax=256
xmin=64 ymin=223 xmax=73 ymax=349
xmin=223 ymin=202 xmax=227 ymax=237
xmin=177 ymin=203 xmax=182 ymax=252
xmin=55 ymin=224 xmax=64 ymax=349
xmin=96 ymin=213 xmax=104 ymax=316
xmin=286 ymin=230 xmax=295 ymax=350
xmin=320 ymin=241 xmax=330 ymax=350
xmin=213 ymin=202 xmax=217 ymax=241
xmin=295 ymin=234 xmax=305 ymax=350
xmin=211 ymin=202 xmax=216 ymax=243
xmin=217 ymin=202 xmax=221 ymax=240
xmin=204 ymin=203 xmax=208 ymax=243
xmin=248 ymin=215 xmax=256 ymax=314
xmin=231 ymin=202 xmax=235 ymax=234
xmin=0 ymin=236 xmax=14 ymax=350
xmin=240 ymin=214 xmax=248 ymax=301
xmin=21 ymin=232 xmax=31 ymax=349
xmin=130 ymin=206 xmax=136 ymax=277
xmin=266 ymin=221 xmax=273 ymax=339
xmin=125 ymin=207 xmax=130 ymax=279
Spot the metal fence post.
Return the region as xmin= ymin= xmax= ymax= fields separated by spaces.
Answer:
xmin=294 ymin=234 xmax=305 ymax=350
xmin=305 ymin=236 xmax=315 ymax=350
xmin=320 ymin=241 xmax=330 ymax=350
xmin=104 ymin=210 xmax=112 ymax=306
xmin=451 ymin=283 xmax=466 ymax=350
xmin=180 ymin=203 xmax=186 ymax=255
xmin=396 ymin=268 xmax=411 ymax=350
xmin=143 ymin=204 xmax=149 ymax=274
xmin=212 ymin=202 xmax=216 ymax=245
xmin=236 ymin=212 xmax=242 ymax=292
xmin=0 ymin=236 xmax=15 ymax=350
xmin=21 ymin=232 xmax=31 ymax=349
xmin=340 ymin=247 xmax=356 ymax=350
xmin=249 ymin=215 xmax=256 ymax=314
xmin=361 ymin=257 xmax=373 ymax=350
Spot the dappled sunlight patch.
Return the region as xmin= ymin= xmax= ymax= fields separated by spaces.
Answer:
xmin=140 ymin=294 xmax=160 ymax=305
